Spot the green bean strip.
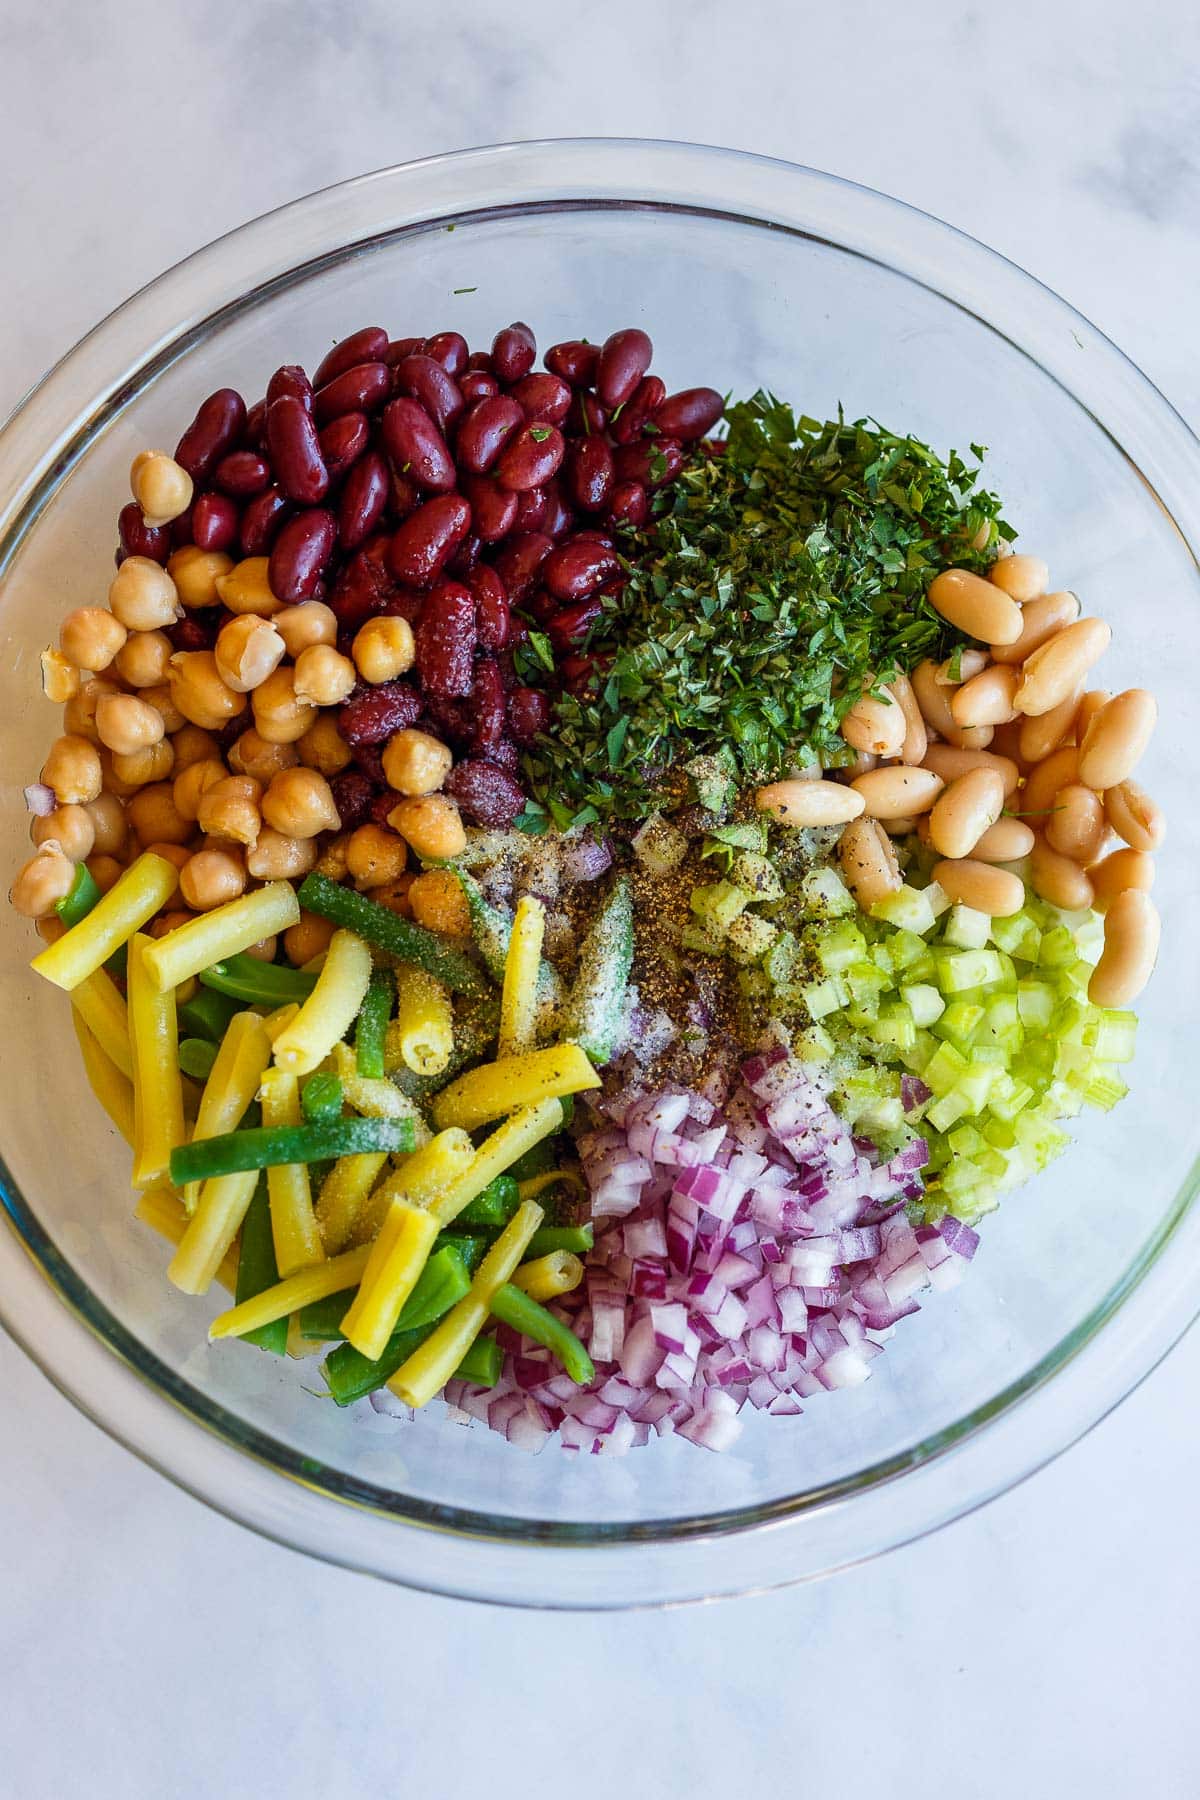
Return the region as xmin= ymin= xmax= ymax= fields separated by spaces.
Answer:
xmin=296 ymin=1288 xmax=359 ymax=1341
xmin=298 ymin=873 xmax=487 ymax=997
xmin=507 ymin=1138 xmax=559 ymax=1182
xmin=169 ymin=1116 xmax=415 ymax=1186
xmin=322 ymin=1249 xmax=473 ymax=1402
xmin=456 ymin=1335 xmax=502 ymax=1388
xmin=234 ymin=1175 xmax=288 ymax=1353
xmin=198 ymin=954 xmax=318 ymax=1006
xmin=55 ymin=863 xmax=101 ymax=928
xmin=524 ymin=1223 xmax=594 ymax=1259
xmin=355 ymin=968 xmax=394 ymax=1080
xmin=455 ymin=1173 xmax=520 ymax=1230
xmin=433 ymin=1231 xmax=489 ymax=1275
xmin=301 ymin=1072 xmax=343 ymax=1125
xmin=300 ymin=1245 xmax=468 ymax=1342
xmin=490 ymin=1284 xmax=594 ymax=1384
xmin=178 ymin=985 xmax=244 ymax=1043
xmin=178 ymin=1037 xmax=219 ymax=1082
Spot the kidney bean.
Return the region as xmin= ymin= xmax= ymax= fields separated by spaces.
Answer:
xmin=467 ymin=350 xmax=495 ymax=374
xmin=422 ymin=693 xmax=474 ymax=745
xmin=350 ymin=741 xmax=389 ymax=784
xmin=509 ymin=373 xmax=571 ymax=426
xmin=492 ymin=321 xmax=537 ymax=384
xmin=424 ymin=331 xmax=469 ymax=378
xmin=329 ymin=768 xmax=378 ymax=828
xmin=415 ymin=578 xmax=477 ymax=697
xmin=444 ymin=759 xmax=526 ymax=826
xmin=393 ymin=354 xmax=464 ymax=435
xmin=607 ymin=480 xmax=648 ymax=528
xmin=455 ymin=395 xmax=525 ymax=476
xmin=169 ymin=506 xmax=195 ymax=548
xmin=469 ymin=657 xmax=507 ymax=754
xmin=339 ymin=679 xmax=423 ymax=746
xmin=561 ymin=651 xmax=607 ymax=694
xmin=313 ymin=326 xmax=390 ymax=390
xmin=495 ymin=424 xmax=565 ymax=492
xmin=313 ymin=361 xmax=391 ymax=425
xmin=240 ymin=489 xmax=292 ymax=556
xmin=503 ymin=620 xmax=528 ymax=657
xmin=390 ymin=469 xmax=421 ymax=519
xmin=467 ymin=564 xmax=510 ymax=650
xmin=613 ymin=437 xmax=685 ymax=489
xmin=548 ymin=596 xmax=604 ymax=651
xmin=214 ymin=450 xmax=270 ymax=498
xmin=572 ymin=527 xmax=617 ymax=549
xmin=486 ymin=737 xmax=521 ymax=775
xmin=491 ymin=531 xmax=553 ymax=603
xmin=507 ymin=686 xmax=550 ymax=745
xmin=565 ymin=390 xmax=609 ymax=437
xmin=460 ymin=370 xmax=500 ymax=404
xmin=387 ymin=494 xmax=472 ymax=587
xmin=653 ymin=386 xmax=725 ymax=441
xmin=525 ymin=588 xmax=560 ymax=625
xmin=268 ymin=507 xmax=337 ymax=603
xmin=610 ymin=375 xmax=666 ymax=445
xmin=318 ymin=411 xmax=371 ymax=482
xmin=366 ymin=790 xmax=402 ymax=828
xmin=381 ymin=584 xmax=426 ymax=625
xmin=267 ymin=396 xmax=330 ymax=504
xmin=380 ymin=397 xmax=456 ymax=493
xmin=168 ymin=612 xmax=219 ymax=653
xmin=461 ymin=474 xmax=519 ymax=543
xmin=191 ymin=491 xmax=241 ymax=555
xmin=266 ymin=365 xmax=314 ymax=411
xmin=174 ymin=388 xmax=246 ymax=483
xmin=384 ymin=335 xmax=424 ymax=367
xmin=544 ymin=340 xmax=600 ymax=387
xmin=447 ymin=534 xmax=483 ymax=578
xmin=118 ymin=501 xmax=171 ymax=564
xmin=512 ymin=487 xmax=548 ymax=533
xmin=541 ymin=483 xmax=575 ymax=540
xmin=327 ymin=542 xmax=395 ymax=631
xmin=335 ymin=451 xmax=389 ymax=553
xmin=541 ymin=538 xmax=620 ymax=602
xmin=244 ymin=399 xmax=268 ymax=449
xmin=564 ymin=437 xmax=615 ymax=513
xmin=596 ymin=328 xmax=653 ymax=410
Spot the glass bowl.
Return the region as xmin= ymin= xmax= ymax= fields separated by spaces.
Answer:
xmin=1 ymin=140 xmax=1197 ymax=1609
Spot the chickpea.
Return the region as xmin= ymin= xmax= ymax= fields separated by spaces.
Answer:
xmin=352 ymin=615 xmax=415 ymax=685
xmin=274 ymin=600 xmax=338 ymax=657
xmin=369 ymin=874 xmax=415 ymax=917
xmin=297 ymin=712 xmax=352 ymax=776
xmin=261 ymin=767 xmax=340 ymax=839
xmin=114 ymin=629 xmax=173 ymax=689
xmin=180 ymin=846 xmax=246 ymax=911
xmin=345 ymin=823 xmax=407 ymax=889
xmin=283 ymin=910 xmax=336 ymax=966
xmin=41 ymin=648 xmax=81 ymax=704
xmin=151 ymin=909 xmax=197 ymax=938
xmin=252 ymin=667 xmax=315 ymax=744
xmin=131 ymin=450 xmax=193 ymax=527
xmin=42 ymin=734 xmax=103 ymax=806
xmin=98 ymin=747 xmax=141 ymax=800
xmin=60 ymin=606 xmax=127 ymax=672
xmin=94 ymin=692 xmax=165 ymax=757
xmin=215 ymin=556 xmax=284 ymax=617
xmin=36 ymin=915 xmax=66 ymax=944
xmin=142 ymin=682 xmax=186 ymax=734
xmin=246 ymin=829 xmax=319 ymax=882
xmin=315 ymin=833 xmax=350 ymax=880
xmin=127 ymin=781 xmax=192 ymax=846
xmin=32 ymin=804 xmax=95 ymax=862
xmin=293 ymin=644 xmax=356 ymax=707
xmin=171 ymin=724 xmax=219 ymax=770
xmin=142 ymin=840 xmax=193 ymax=871
xmin=85 ymin=792 xmax=128 ymax=856
xmin=197 ymin=774 xmax=263 ymax=848
xmin=169 ymin=651 xmax=247 ymax=731
xmin=173 ymin=759 xmax=228 ymax=823
xmin=85 ymin=853 xmax=125 ymax=893
xmin=228 ymin=727 xmax=299 ymax=785
xmin=108 ymin=557 xmax=182 ymax=631
xmin=167 ymin=545 xmax=233 ymax=610
xmin=111 ymin=737 xmax=175 ymax=789
xmin=407 ymin=869 xmax=470 ymax=936
xmin=243 ymin=935 xmax=278 ymax=962
xmin=63 ymin=676 xmax=120 ymax=744
xmin=214 ymin=615 xmax=286 ymax=695
xmin=387 ymin=793 xmax=466 ymax=862
xmin=11 ymin=845 xmax=76 ymax=918
xmin=382 ymin=729 xmax=453 ymax=798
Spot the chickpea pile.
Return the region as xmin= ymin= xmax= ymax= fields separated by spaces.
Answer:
xmin=756 ymin=553 xmax=1163 ymax=1007
xmin=11 ymin=451 xmax=472 ymax=943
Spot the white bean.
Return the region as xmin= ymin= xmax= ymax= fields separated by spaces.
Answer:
xmin=755 ymin=779 xmax=865 ymax=827
xmin=928 ymin=767 xmax=1006 ymax=860
xmin=927 ymin=568 xmax=1024 ymax=644
xmin=1088 ymin=889 xmax=1160 ymax=1006
xmin=1014 ymin=618 xmax=1111 ymax=717
xmin=850 ymin=766 xmax=944 ymax=819
xmin=1077 ymin=688 xmax=1157 ymax=791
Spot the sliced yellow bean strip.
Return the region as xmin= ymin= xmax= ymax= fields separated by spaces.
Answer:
xmin=272 ymin=928 xmax=372 ymax=1076
xmin=135 ymin=1182 xmax=239 ymax=1294
xmin=432 ymin=1043 xmax=599 ymax=1133
xmin=498 ymin=895 xmax=546 ymax=1059
xmin=141 ymin=881 xmax=300 ymax=991
xmin=72 ymin=1011 xmax=134 ymax=1146
xmin=516 ymin=1169 xmax=587 ymax=1205
xmin=168 ymin=1169 xmax=258 ymax=1295
xmin=511 ymin=1249 xmax=584 ymax=1303
xmin=260 ymin=1067 xmax=324 ymax=1277
xmin=391 ymin=966 xmax=453 ymax=1075
xmin=261 ymin=1002 xmax=300 ymax=1044
xmin=184 ymin=1010 xmax=273 ymax=1209
xmin=340 ymin=1199 xmax=440 ymax=1360
xmin=430 ymin=1099 xmax=564 ymax=1227
xmin=70 ymin=967 xmax=133 ymax=1078
xmin=128 ymin=932 xmax=185 ymax=1188
xmin=349 ymin=1127 xmax=475 ymax=1245
xmin=315 ymin=1151 xmax=389 ymax=1255
xmin=329 ymin=1041 xmax=432 ymax=1145
xmin=208 ymin=1244 xmax=373 ymax=1340
xmin=389 ymin=1200 xmax=544 ymax=1409
xmin=31 ymin=852 xmax=179 ymax=991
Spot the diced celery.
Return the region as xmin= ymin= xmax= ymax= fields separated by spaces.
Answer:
xmin=923 ymin=1041 xmax=969 ymax=1096
xmin=870 ymin=941 xmax=895 ymax=976
xmin=979 ymin=994 xmax=1022 ymax=1052
xmin=1017 ymin=978 xmax=1055 ymax=1030
xmin=901 ymin=983 xmax=945 ymax=1028
xmin=887 ymin=928 xmax=934 ymax=973
xmin=926 ymin=1090 xmax=971 ymax=1132
xmin=845 ymin=959 xmax=890 ymax=1005
xmin=1083 ymin=1068 xmax=1129 ymax=1111
xmin=871 ymin=884 xmax=939 ymax=936
xmin=924 ymin=880 xmax=952 ymax=920
xmin=690 ymin=880 xmax=749 ymax=934
xmin=1086 ymin=1010 xmax=1138 ymax=1064
xmin=815 ymin=920 xmax=868 ymax=973
xmin=990 ymin=911 xmax=1042 ymax=963
xmin=800 ymin=867 xmax=857 ymax=917
xmin=933 ymin=999 xmax=985 ymax=1052
xmin=1038 ymin=924 xmax=1077 ymax=969
xmin=987 ymin=1076 xmax=1034 ymax=1122
xmin=802 ymin=976 xmax=848 ymax=1021
xmin=948 ymin=1124 xmax=986 ymax=1157
xmin=943 ymin=905 xmax=991 ymax=950
xmin=762 ymin=930 xmax=799 ymax=986
xmin=982 ymin=1114 xmax=1018 ymax=1149
xmin=937 ymin=948 xmax=1005 ymax=995
xmin=678 ymin=924 xmax=723 ymax=957
xmin=855 ymin=1095 xmax=905 ymax=1133
xmin=726 ymin=911 xmax=778 ymax=964
xmin=731 ymin=852 xmax=784 ymax=901
xmin=792 ymin=1025 xmax=835 ymax=1063
xmin=954 ymin=1062 xmax=1000 ymax=1115
xmin=868 ymin=1005 xmax=916 ymax=1052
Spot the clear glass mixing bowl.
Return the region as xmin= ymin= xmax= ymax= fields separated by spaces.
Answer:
xmin=1 ymin=140 xmax=1197 ymax=1608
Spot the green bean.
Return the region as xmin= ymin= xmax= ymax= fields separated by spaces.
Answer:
xmin=434 ymin=1231 xmax=489 ymax=1275
xmin=355 ymin=968 xmax=394 ymax=1080
xmin=300 ymin=1245 xmax=468 ymax=1343
xmin=296 ymin=1288 xmax=358 ymax=1341
xmin=490 ymin=1284 xmax=594 ymax=1384
xmin=455 ymin=1173 xmax=520 ymax=1230
xmin=455 ymin=1334 xmax=501 ymax=1388
xmin=178 ymin=985 xmax=244 ymax=1043
xmin=178 ymin=1037 xmax=219 ymax=1082
xmin=169 ymin=1116 xmax=415 ymax=1186
xmin=234 ymin=1175 xmax=288 ymax=1353
xmin=198 ymin=954 xmax=318 ymax=1006
xmin=301 ymin=1072 xmax=343 ymax=1124
xmin=298 ymin=873 xmax=487 ymax=996
xmin=507 ymin=1138 xmax=559 ymax=1183
xmin=524 ymin=1223 xmax=594 ymax=1259
xmin=321 ymin=1247 xmax=472 ymax=1401
xmin=55 ymin=863 xmax=101 ymax=928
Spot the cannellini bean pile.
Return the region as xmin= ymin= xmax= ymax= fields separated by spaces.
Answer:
xmin=11 ymin=450 xmax=474 ymax=952
xmin=757 ymin=553 xmax=1163 ymax=1007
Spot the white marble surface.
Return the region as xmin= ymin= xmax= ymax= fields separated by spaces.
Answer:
xmin=3 ymin=2 xmax=1199 ymax=1794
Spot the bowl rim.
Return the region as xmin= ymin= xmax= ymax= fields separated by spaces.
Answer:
xmin=2 ymin=136 xmax=1198 ymax=1607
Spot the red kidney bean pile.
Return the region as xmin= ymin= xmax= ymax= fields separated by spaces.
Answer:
xmin=129 ymin=323 xmax=722 ymax=829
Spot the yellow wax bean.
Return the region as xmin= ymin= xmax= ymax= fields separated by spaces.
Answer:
xmin=184 ymin=1010 xmax=272 ymax=1209
xmin=389 ymin=1201 xmax=544 ymax=1408
xmin=516 ymin=1169 xmax=587 ymax=1205
xmin=349 ymin=1127 xmax=475 ymax=1245
xmin=330 ymin=1041 xmax=431 ymax=1144
xmin=261 ymin=1002 xmax=300 ymax=1044
xmin=390 ymin=966 xmax=453 ymax=1076
xmin=70 ymin=967 xmax=132 ymax=1079
xmin=142 ymin=882 xmax=300 ymax=991
xmin=127 ymin=933 xmax=185 ymax=1187
xmin=432 ymin=1043 xmax=600 ymax=1133
xmin=31 ymin=852 xmax=179 ymax=990
xmin=511 ymin=1249 xmax=584 ymax=1302
xmin=168 ymin=1168 xmax=258 ymax=1295
xmin=72 ymin=1011 xmax=134 ymax=1145
xmin=261 ymin=1067 xmax=324 ymax=1277
xmin=498 ymin=895 xmax=546 ymax=1059
xmin=430 ymin=1100 xmax=564 ymax=1227
xmin=208 ymin=1244 xmax=372 ymax=1340
xmin=315 ymin=1151 xmax=388 ymax=1255
xmin=272 ymin=928 xmax=372 ymax=1076
xmin=135 ymin=1183 xmax=239 ymax=1294
xmin=339 ymin=1199 xmax=440 ymax=1360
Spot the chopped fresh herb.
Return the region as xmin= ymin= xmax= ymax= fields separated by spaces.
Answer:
xmin=528 ymin=632 xmax=555 ymax=673
xmin=513 ymin=803 xmax=551 ymax=836
xmin=946 ymin=644 xmax=964 ymax=684
xmin=529 ymin=425 xmax=553 ymax=443
xmin=453 ymin=286 xmax=478 ymax=294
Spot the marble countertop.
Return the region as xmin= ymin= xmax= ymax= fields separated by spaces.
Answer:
xmin=4 ymin=3 xmax=1198 ymax=1794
